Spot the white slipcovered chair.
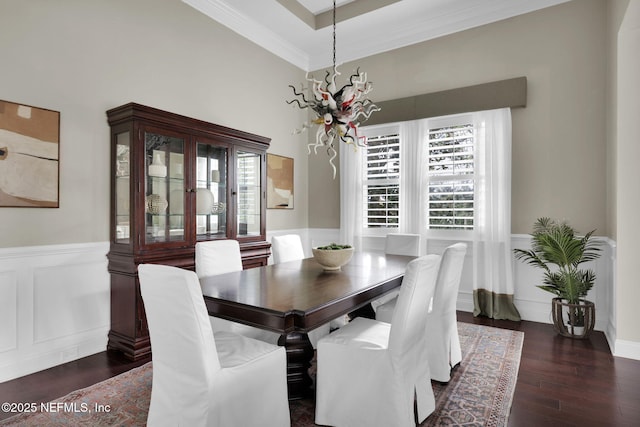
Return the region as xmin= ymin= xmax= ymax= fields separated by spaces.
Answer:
xmin=195 ymin=239 xmax=244 ymax=278
xmin=271 ymin=234 xmax=305 ymax=264
xmin=385 ymin=233 xmax=422 ymax=257
xmin=369 ymin=233 xmax=422 ymax=314
xmin=376 ymin=242 xmax=467 ymax=383
xmin=195 ymin=240 xmax=280 ymax=344
xmin=315 ymin=254 xmax=442 ymax=427
xmin=271 ymin=234 xmax=331 ymax=347
xmin=138 ymin=264 xmax=290 ymax=427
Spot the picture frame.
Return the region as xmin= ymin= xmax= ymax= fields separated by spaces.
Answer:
xmin=0 ymin=99 xmax=60 ymax=207
xmin=267 ymin=153 xmax=294 ymax=209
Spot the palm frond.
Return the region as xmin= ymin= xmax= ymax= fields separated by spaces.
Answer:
xmin=514 ymin=217 xmax=601 ymax=302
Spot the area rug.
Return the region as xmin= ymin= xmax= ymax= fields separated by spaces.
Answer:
xmin=0 ymin=322 xmax=523 ymax=426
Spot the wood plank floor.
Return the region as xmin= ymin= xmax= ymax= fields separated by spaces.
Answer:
xmin=1 ymin=312 xmax=639 ymax=426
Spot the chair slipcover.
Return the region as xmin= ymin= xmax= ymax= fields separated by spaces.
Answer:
xmin=271 ymin=234 xmax=330 ymax=348
xmin=384 ymin=233 xmax=422 ymax=256
xmin=376 ymin=243 xmax=467 ymax=382
xmin=138 ymin=264 xmax=290 ymax=427
xmin=370 ymin=233 xmax=423 ymax=314
xmin=195 ymin=240 xmax=280 ymax=345
xmin=271 ymin=234 xmax=305 ymax=264
xmin=195 ymin=239 xmax=243 ymax=278
xmin=315 ymin=255 xmax=441 ymax=427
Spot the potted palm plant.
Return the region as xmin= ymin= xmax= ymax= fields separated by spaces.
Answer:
xmin=514 ymin=217 xmax=601 ymax=338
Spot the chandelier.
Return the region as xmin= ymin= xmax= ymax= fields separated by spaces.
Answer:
xmin=287 ymin=0 xmax=380 ymax=178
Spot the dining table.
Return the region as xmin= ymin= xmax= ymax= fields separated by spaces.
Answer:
xmin=200 ymin=250 xmax=415 ymax=399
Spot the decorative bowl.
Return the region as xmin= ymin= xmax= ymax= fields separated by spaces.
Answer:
xmin=145 ymin=193 xmax=168 ymax=215
xmin=312 ymin=245 xmax=354 ymax=271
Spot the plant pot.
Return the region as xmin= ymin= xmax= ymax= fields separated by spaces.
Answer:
xmin=551 ymin=298 xmax=595 ymax=339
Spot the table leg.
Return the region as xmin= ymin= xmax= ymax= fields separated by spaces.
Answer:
xmin=278 ymin=331 xmax=315 ymax=400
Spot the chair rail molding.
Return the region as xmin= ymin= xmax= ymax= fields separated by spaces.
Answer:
xmin=0 ymin=242 xmax=110 ymax=382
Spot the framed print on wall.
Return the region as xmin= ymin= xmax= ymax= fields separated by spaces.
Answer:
xmin=0 ymin=99 xmax=60 ymax=207
xmin=267 ymin=153 xmax=293 ymax=209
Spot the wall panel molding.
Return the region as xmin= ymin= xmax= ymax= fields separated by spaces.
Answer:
xmin=33 ymin=261 xmax=109 ymax=344
xmin=0 ymin=242 xmax=110 ymax=383
xmin=0 ymin=271 xmax=18 ymax=353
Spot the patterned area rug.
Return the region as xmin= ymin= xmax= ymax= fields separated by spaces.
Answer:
xmin=0 ymin=322 xmax=523 ymax=426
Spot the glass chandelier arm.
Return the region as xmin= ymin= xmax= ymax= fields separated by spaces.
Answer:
xmin=284 ymin=0 xmax=379 ymax=179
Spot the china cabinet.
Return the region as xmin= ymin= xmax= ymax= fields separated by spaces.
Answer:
xmin=107 ymin=103 xmax=270 ymax=360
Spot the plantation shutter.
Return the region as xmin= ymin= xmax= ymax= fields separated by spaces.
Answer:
xmin=363 ymin=133 xmax=400 ymax=228
xmin=427 ymin=123 xmax=475 ymax=230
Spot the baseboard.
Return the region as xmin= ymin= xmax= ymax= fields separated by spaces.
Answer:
xmin=614 ymin=339 xmax=640 ymax=361
xmin=0 ymin=332 xmax=108 ymax=383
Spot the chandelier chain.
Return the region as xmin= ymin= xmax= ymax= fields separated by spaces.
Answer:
xmin=332 ymin=0 xmax=336 ymax=69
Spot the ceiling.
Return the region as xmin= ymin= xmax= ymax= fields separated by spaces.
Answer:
xmin=182 ymin=0 xmax=570 ymax=71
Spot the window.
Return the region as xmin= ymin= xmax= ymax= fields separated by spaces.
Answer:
xmin=427 ymin=122 xmax=475 ymax=230
xmin=353 ymin=109 xmax=509 ymax=242
xmin=344 ymin=108 xmax=515 ymax=320
xmin=363 ymin=132 xmax=400 ymax=228
xmin=360 ymin=115 xmax=478 ymax=233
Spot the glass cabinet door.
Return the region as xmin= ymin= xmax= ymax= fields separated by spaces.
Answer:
xmin=114 ymin=132 xmax=131 ymax=244
xmin=144 ymin=130 xmax=186 ymax=245
xmin=196 ymin=142 xmax=228 ymax=239
xmin=236 ymin=150 xmax=262 ymax=237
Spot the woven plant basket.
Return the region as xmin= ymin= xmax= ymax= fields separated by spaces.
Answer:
xmin=551 ymin=298 xmax=595 ymax=339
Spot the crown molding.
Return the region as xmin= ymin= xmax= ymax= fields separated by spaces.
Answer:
xmin=183 ymin=0 xmax=311 ymax=70
xmin=183 ymin=0 xmax=571 ymax=72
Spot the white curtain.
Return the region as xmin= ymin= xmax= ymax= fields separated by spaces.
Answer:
xmin=398 ymin=121 xmax=427 ymax=235
xmin=472 ymin=108 xmax=520 ymax=320
xmin=339 ymin=142 xmax=363 ymax=247
xmin=340 ymin=109 xmax=521 ymax=321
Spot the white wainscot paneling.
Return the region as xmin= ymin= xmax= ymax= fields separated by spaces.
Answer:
xmin=0 ymin=271 xmax=18 ymax=353
xmin=308 ymin=228 xmax=341 ymax=251
xmin=355 ymin=232 xmax=615 ymax=338
xmin=274 ymin=229 xmax=624 ymax=356
xmin=33 ymin=263 xmax=109 ymax=343
xmin=511 ymin=235 xmax=615 ymax=339
xmin=0 ymin=242 xmax=110 ymax=383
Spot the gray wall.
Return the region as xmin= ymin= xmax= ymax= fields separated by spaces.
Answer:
xmin=308 ymin=0 xmax=609 ymax=236
xmin=614 ymin=0 xmax=640 ymax=344
xmin=0 ymin=0 xmax=310 ymax=247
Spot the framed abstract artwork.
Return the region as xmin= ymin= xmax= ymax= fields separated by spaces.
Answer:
xmin=267 ymin=153 xmax=293 ymax=209
xmin=0 ymin=99 xmax=60 ymax=207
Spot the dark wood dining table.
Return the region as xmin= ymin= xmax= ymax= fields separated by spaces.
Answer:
xmin=200 ymin=250 xmax=415 ymax=399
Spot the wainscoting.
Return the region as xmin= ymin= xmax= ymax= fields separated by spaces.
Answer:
xmin=0 ymin=243 xmax=110 ymax=382
xmin=299 ymin=229 xmax=622 ymax=359
xmin=0 ymin=232 xmax=630 ymax=383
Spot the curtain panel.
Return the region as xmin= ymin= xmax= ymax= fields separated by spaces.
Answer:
xmin=339 ymin=139 xmax=363 ymax=247
xmin=471 ymin=108 xmax=520 ymax=320
xmin=340 ymin=108 xmax=520 ymax=321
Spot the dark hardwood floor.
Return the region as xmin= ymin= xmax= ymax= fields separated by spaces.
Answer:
xmin=1 ymin=313 xmax=639 ymax=426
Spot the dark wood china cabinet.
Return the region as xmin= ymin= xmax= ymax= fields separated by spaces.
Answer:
xmin=107 ymin=103 xmax=270 ymax=360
